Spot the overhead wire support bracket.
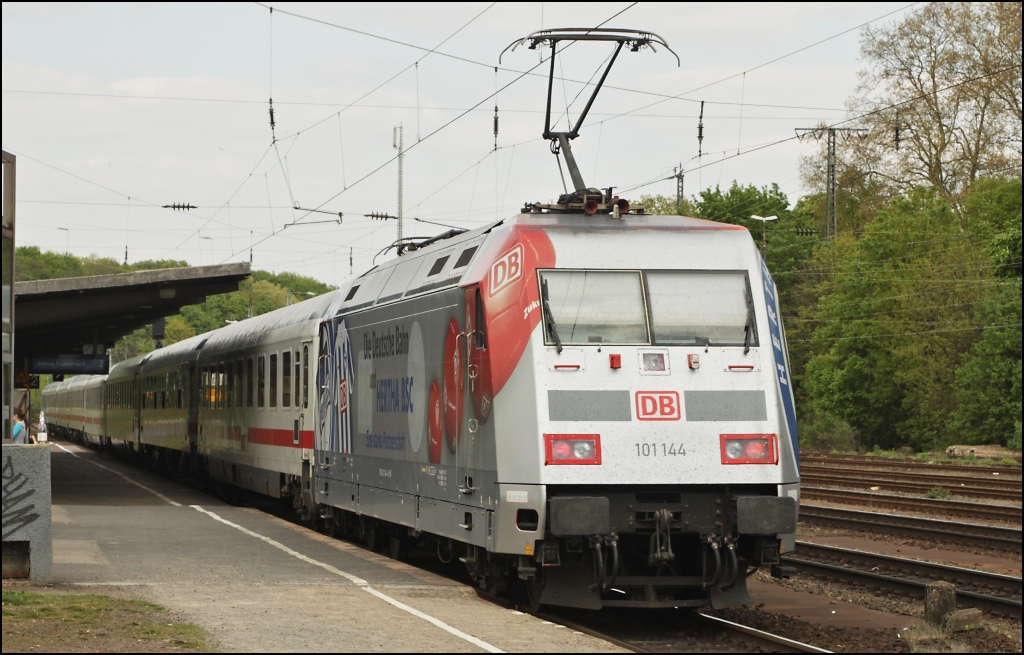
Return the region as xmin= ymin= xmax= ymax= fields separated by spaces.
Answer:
xmin=500 ymin=28 xmax=679 ymax=194
xmin=286 ymin=204 xmax=343 ymax=228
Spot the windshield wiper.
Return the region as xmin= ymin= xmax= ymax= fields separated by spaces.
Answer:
xmin=743 ymin=293 xmax=755 ymax=354
xmin=541 ymin=278 xmax=563 ymax=354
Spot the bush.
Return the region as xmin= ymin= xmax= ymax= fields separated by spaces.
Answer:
xmin=1009 ymin=422 xmax=1022 ymax=452
xmin=798 ymin=410 xmax=860 ymax=452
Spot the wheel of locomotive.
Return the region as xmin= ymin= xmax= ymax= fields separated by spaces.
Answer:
xmin=362 ymin=518 xmax=381 ymax=552
xmin=522 ymin=570 xmax=546 ymax=613
xmin=388 ymin=530 xmax=415 ymax=561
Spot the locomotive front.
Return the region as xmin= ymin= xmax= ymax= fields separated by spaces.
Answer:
xmin=468 ymin=212 xmax=800 ymax=610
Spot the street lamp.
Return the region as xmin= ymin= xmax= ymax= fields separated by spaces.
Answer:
xmin=57 ymin=227 xmax=70 ymax=255
xmin=749 ymin=215 xmax=778 ymax=259
xmin=200 ymin=235 xmax=212 ymax=266
xmin=285 ymin=290 xmax=316 ymax=306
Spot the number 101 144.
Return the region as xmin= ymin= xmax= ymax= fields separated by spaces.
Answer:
xmin=635 ymin=443 xmax=687 ymax=457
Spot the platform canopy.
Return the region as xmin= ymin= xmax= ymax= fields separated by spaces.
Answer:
xmin=14 ymin=263 xmax=250 ymax=371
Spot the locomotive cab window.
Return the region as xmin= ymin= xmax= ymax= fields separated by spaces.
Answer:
xmin=646 ymin=271 xmax=757 ymax=347
xmin=538 ymin=270 xmax=649 ymax=345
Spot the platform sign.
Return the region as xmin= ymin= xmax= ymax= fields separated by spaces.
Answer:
xmin=14 ymin=370 xmax=39 ymax=389
xmin=29 ymin=354 xmax=109 ymax=375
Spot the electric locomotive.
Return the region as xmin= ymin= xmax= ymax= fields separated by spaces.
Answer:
xmin=312 ymin=26 xmax=799 ymax=610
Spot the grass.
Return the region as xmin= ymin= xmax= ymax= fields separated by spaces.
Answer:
xmin=901 ymin=625 xmax=972 ymax=653
xmin=2 ymin=589 xmax=213 ymax=652
xmin=925 ymin=486 xmax=952 ymax=500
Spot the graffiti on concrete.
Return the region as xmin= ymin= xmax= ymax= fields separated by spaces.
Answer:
xmin=2 ymin=455 xmax=40 ymax=539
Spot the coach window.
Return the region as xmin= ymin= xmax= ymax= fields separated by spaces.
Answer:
xmin=235 ymin=359 xmax=244 ymax=408
xmin=246 ymin=357 xmax=254 ymax=408
xmin=302 ymin=345 xmax=309 ymax=408
xmin=538 ymin=270 xmax=649 ymax=344
xmin=220 ymin=364 xmax=228 ymax=409
xmin=269 ymin=354 xmax=278 ymax=408
xmin=294 ymin=350 xmax=301 ymax=411
xmin=258 ymin=356 xmax=266 ymax=408
xmin=282 ymin=352 xmax=291 ymax=408
xmin=200 ymin=368 xmax=208 ymax=409
xmin=226 ymin=362 xmax=234 ymax=408
xmin=645 ymin=271 xmax=756 ymax=347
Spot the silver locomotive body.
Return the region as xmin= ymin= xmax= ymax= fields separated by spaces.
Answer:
xmin=316 ymin=212 xmax=800 ymax=609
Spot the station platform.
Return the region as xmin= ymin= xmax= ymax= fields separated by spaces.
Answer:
xmin=40 ymin=441 xmax=626 ymax=653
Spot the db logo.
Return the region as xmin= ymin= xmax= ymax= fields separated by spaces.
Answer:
xmin=489 ymin=244 xmax=523 ymax=297
xmin=635 ymin=391 xmax=681 ymax=421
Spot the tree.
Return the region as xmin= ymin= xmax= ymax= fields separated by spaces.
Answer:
xmin=802 ymin=181 xmax=1016 ymax=451
xmin=847 ymin=2 xmax=1022 ymax=198
xmin=950 ymin=177 xmax=1022 ymax=447
xmin=636 ymin=193 xmax=694 ymax=216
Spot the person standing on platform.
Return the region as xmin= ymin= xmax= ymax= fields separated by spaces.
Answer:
xmin=11 ymin=410 xmax=26 ymax=444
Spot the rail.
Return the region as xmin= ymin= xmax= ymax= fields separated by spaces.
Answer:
xmin=783 ymin=541 xmax=1022 ymax=617
xmin=800 ymin=505 xmax=1022 ymax=555
xmin=800 ymin=487 xmax=1022 ymax=521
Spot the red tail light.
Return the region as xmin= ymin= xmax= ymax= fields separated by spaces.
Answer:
xmin=720 ymin=434 xmax=778 ymax=465
xmin=544 ymin=434 xmax=601 ymax=465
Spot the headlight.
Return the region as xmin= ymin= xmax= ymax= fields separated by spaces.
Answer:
xmin=720 ymin=434 xmax=778 ymax=465
xmin=545 ymin=434 xmax=602 ymax=465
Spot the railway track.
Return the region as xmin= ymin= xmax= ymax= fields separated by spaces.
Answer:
xmin=802 ymin=454 xmax=1021 ymax=476
xmin=802 ymin=464 xmax=1022 ymax=490
xmin=783 ymin=541 xmax=1023 ymax=617
xmin=801 ymin=487 xmax=1022 ymax=520
xmin=800 ymin=505 xmax=1023 ymax=555
xmin=800 ymin=471 xmax=1021 ymax=501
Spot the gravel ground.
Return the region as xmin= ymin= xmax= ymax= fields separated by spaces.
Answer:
xmin=752 ymin=569 xmax=1023 ymax=652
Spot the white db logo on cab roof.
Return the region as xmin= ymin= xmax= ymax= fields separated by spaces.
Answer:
xmin=489 ymin=244 xmax=523 ymax=297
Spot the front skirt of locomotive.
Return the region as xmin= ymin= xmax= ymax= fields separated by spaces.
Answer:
xmin=531 ymin=486 xmax=797 ymax=609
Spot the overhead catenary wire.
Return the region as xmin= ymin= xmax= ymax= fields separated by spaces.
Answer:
xmin=219 ymin=3 xmax=642 ymax=264
xmin=619 ymin=63 xmax=1024 ymax=196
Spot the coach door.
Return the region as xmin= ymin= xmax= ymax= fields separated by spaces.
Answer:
xmin=299 ymin=340 xmax=312 ymax=452
xmin=455 ymin=285 xmax=490 ymax=496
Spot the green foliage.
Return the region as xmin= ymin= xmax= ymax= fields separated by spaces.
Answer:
xmin=636 ymin=193 xmax=693 ymax=216
xmin=800 ymin=184 xmax=1019 ymax=451
xmin=797 ymin=410 xmax=860 ymax=452
xmin=925 ymin=486 xmax=951 ymax=500
xmin=15 ymin=246 xmax=334 ymax=362
xmin=690 ymin=181 xmax=790 ymax=226
xmin=1010 ymin=423 xmax=1023 ymax=452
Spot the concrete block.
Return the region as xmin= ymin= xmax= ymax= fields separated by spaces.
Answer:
xmin=1 ymin=444 xmax=52 ymax=582
xmin=943 ymin=608 xmax=984 ymax=632
xmin=924 ymin=581 xmax=956 ymax=626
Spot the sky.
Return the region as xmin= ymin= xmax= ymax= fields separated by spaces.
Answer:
xmin=2 ymin=2 xmax=916 ymax=287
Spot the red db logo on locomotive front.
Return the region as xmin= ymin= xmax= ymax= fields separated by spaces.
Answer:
xmin=635 ymin=391 xmax=681 ymax=421
xmin=489 ymin=244 xmax=523 ymax=298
